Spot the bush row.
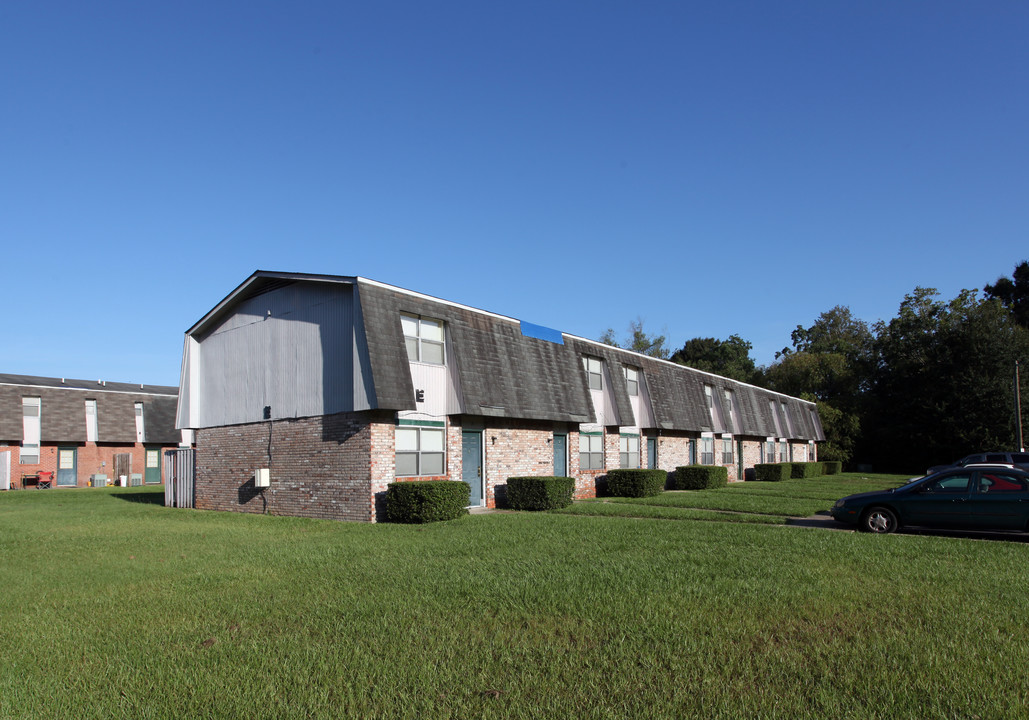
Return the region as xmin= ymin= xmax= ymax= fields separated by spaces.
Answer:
xmin=385 ymin=458 xmax=843 ymax=521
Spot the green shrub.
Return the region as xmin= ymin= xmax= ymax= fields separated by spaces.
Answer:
xmin=606 ymin=469 xmax=667 ymax=498
xmin=385 ymin=481 xmax=469 ymax=523
xmin=506 ymin=476 xmax=576 ymax=510
xmin=754 ymin=463 xmax=792 ymax=482
xmin=789 ymin=462 xmax=824 ymax=479
xmin=672 ymin=465 xmax=729 ymax=490
xmin=822 ymin=461 xmax=843 ymax=475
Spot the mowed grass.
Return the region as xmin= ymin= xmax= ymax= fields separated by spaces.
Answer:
xmin=2 ymin=479 xmax=1028 ymax=719
xmin=560 ymin=472 xmax=913 ymax=522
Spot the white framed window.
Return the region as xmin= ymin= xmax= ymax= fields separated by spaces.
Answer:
xmin=85 ymin=400 xmax=98 ymax=442
xmin=134 ymin=403 xmax=145 ymax=443
xmin=619 ymin=434 xmax=640 ymax=468
xmin=700 ymin=436 xmax=714 ymax=465
xmin=624 ymin=367 xmax=639 ymax=396
xmin=396 ymin=425 xmax=445 ymax=476
xmin=579 ymin=432 xmax=604 ymax=470
xmin=780 ymin=440 xmax=788 ymax=462
xmin=765 ymin=439 xmax=775 ymax=463
xmin=704 ymin=385 xmax=713 ymax=408
xmin=583 ymin=357 xmax=603 ymax=391
xmin=722 ymin=437 xmax=733 ymax=465
xmin=402 ymin=314 xmax=445 ymax=365
xmin=21 ymin=398 xmax=41 ymax=464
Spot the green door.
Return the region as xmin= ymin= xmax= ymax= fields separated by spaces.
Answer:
xmin=56 ymin=447 xmax=77 ymax=487
xmin=144 ymin=448 xmax=162 ymax=484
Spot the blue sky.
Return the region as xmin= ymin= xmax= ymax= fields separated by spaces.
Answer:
xmin=2 ymin=1 xmax=1026 ymax=387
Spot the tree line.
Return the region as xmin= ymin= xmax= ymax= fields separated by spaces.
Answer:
xmin=600 ymin=261 xmax=1029 ymax=473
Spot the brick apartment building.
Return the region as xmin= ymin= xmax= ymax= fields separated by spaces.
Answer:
xmin=176 ymin=271 xmax=824 ymax=522
xmin=0 ymin=375 xmax=182 ymax=490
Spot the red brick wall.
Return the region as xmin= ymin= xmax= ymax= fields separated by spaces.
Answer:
xmin=3 ymin=442 xmax=172 ymax=488
xmin=195 ymin=412 xmax=383 ymax=522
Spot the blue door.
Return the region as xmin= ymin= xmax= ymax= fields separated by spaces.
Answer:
xmin=462 ymin=432 xmax=483 ymax=506
xmin=553 ymin=434 xmax=567 ymax=476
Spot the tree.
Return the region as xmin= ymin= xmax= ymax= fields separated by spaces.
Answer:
xmin=985 ymin=260 xmax=1029 ymax=329
xmin=599 ymin=318 xmax=669 ymax=359
xmin=670 ymin=334 xmax=758 ymax=383
xmin=763 ymin=306 xmax=873 ymax=465
xmin=866 ymin=287 xmax=1029 ymax=473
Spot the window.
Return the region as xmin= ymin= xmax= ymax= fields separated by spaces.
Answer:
xmin=21 ymin=398 xmax=40 ymax=464
xmin=722 ymin=437 xmax=733 ymax=465
xmin=700 ymin=436 xmax=714 ymax=465
xmin=396 ymin=426 xmax=445 ymax=476
xmin=134 ymin=403 xmax=145 ymax=443
xmin=85 ymin=400 xmax=98 ymax=442
xmin=704 ymin=385 xmax=713 ymax=408
xmin=624 ymin=367 xmax=639 ymax=396
xmin=765 ymin=440 xmax=775 ymax=463
xmin=402 ymin=314 xmax=445 ymax=364
xmin=619 ymin=435 xmax=639 ymax=468
xmin=979 ymin=473 xmax=1028 ymax=493
xmin=926 ymin=474 xmax=971 ymax=493
xmin=580 ymin=432 xmax=604 ymax=470
xmin=583 ymin=357 xmax=602 ymax=390
xmin=779 ymin=441 xmax=788 ymax=463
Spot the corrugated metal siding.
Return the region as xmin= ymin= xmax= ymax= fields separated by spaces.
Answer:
xmin=196 ymin=283 xmax=356 ymax=427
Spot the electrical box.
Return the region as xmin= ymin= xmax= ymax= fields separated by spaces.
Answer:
xmin=255 ymin=468 xmax=270 ymax=488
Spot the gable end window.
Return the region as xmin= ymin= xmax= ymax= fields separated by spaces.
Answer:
xmin=402 ymin=314 xmax=445 ymax=365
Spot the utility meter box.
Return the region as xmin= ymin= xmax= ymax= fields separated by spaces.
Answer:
xmin=255 ymin=468 xmax=270 ymax=488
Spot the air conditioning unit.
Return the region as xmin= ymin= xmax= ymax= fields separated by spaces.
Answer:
xmin=255 ymin=468 xmax=270 ymax=488
xmin=90 ymin=474 xmax=108 ymax=488
xmin=129 ymin=473 xmax=143 ymax=487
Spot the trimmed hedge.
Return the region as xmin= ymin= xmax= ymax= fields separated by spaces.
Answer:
xmin=385 ymin=481 xmax=470 ymax=523
xmin=753 ymin=463 xmax=792 ymax=482
xmin=506 ymin=476 xmax=576 ymax=511
xmin=822 ymin=461 xmax=843 ymax=475
xmin=606 ymin=469 xmax=667 ymax=498
xmin=789 ymin=462 xmax=824 ymax=479
xmin=672 ymin=465 xmax=728 ymax=490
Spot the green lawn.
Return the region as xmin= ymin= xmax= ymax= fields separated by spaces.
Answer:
xmin=2 ymin=478 xmax=1027 ymax=719
xmin=560 ymin=472 xmax=913 ymax=522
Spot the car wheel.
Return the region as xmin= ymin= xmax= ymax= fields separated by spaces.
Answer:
xmin=861 ymin=506 xmax=898 ymax=534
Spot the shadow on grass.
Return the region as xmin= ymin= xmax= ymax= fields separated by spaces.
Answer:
xmin=112 ymin=491 xmax=165 ymax=505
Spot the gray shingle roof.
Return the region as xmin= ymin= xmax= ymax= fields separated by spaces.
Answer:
xmin=0 ymin=375 xmax=179 ymax=444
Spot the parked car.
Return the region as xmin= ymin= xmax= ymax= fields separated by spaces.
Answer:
xmin=927 ymin=451 xmax=1029 ymax=475
xmin=830 ymin=465 xmax=1029 ymax=534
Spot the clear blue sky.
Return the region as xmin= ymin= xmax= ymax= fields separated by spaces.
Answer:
xmin=2 ymin=1 xmax=1026 ymax=387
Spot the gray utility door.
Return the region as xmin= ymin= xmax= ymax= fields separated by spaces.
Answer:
xmin=0 ymin=450 xmax=9 ymax=490
xmin=57 ymin=447 xmax=77 ymax=487
xmin=462 ymin=431 xmax=483 ymax=507
xmin=554 ymin=434 xmax=568 ymax=476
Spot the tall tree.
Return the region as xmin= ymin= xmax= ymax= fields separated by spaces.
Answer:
xmin=670 ymin=334 xmax=758 ymax=383
xmin=599 ymin=318 xmax=669 ymax=359
xmin=867 ymin=288 xmax=1029 ymax=473
xmin=764 ymin=306 xmax=873 ymax=464
xmin=985 ymin=260 xmax=1029 ymax=329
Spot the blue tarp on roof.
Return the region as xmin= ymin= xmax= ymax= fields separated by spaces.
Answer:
xmin=520 ymin=320 xmax=564 ymax=345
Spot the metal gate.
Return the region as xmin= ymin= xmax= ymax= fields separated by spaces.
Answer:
xmin=164 ymin=448 xmax=195 ymax=508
